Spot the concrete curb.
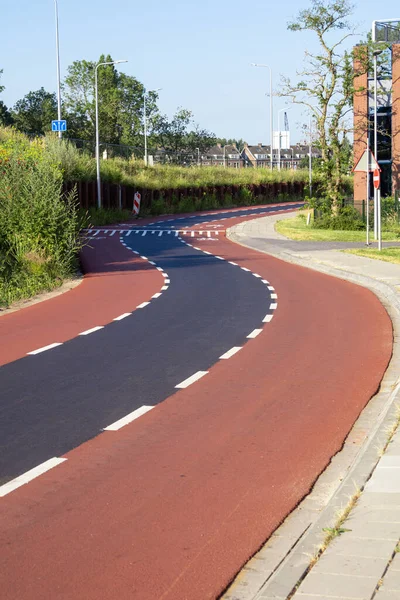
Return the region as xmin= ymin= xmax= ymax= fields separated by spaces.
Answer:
xmin=221 ymin=220 xmax=400 ymax=600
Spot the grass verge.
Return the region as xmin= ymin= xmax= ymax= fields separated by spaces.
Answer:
xmin=344 ymin=247 xmax=400 ymax=265
xmin=276 ymin=215 xmax=400 ymax=242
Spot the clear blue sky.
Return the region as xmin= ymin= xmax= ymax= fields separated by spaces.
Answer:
xmin=2 ymin=0 xmax=399 ymax=143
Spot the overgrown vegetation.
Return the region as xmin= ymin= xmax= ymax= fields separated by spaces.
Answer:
xmin=0 ymin=128 xmax=85 ymax=307
xmin=42 ymin=134 xmax=317 ymax=189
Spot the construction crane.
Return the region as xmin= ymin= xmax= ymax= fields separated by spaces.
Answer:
xmin=284 ymin=111 xmax=289 ymax=132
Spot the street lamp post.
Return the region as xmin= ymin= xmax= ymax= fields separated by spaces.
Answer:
xmin=373 ymin=49 xmax=380 ymax=240
xmin=251 ymin=64 xmax=273 ymax=170
xmin=309 ymin=112 xmax=313 ymax=197
xmin=143 ymin=87 xmax=162 ymax=166
xmin=223 ymin=145 xmax=226 ymax=168
xmin=95 ymin=59 xmax=128 ymax=209
xmin=54 ymin=0 xmax=62 ymax=139
xmin=195 ymin=147 xmax=200 ymax=166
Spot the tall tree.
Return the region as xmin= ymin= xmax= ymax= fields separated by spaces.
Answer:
xmin=12 ymin=88 xmax=57 ymax=135
xmin=155 ymin=109 xmax=216 ymax=159
xmin=62 ymin=55 xmax=158 ymax=146
xmin=281 ymin=0 xmax=366 ymax=211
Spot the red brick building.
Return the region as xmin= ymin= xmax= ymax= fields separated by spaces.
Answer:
xmin=354 ymin=44 xmax=400 ymax=201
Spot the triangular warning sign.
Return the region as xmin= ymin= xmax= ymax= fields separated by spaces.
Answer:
xmin=353 ymin=150 xmax=381 ymax=173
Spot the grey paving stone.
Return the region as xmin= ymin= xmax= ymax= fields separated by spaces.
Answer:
xmin=310 ymin=553 xmax=387 ymax=578
xmin=349 ymin=507 xmax=400 ymax=523
xmin=380 ymin=568 xmax=400 ymax=591
xmin=356 ymin=492 xmax=400 ymax=509
xmin=338 ymin=520 xmax=400 ymax=541
xmin=365 ymin=466 xmax=400 ymax=493
xmin=375 ymin=589 xmax=400 ymax=599
xmin=389 ymin=553 xmax=400 ymax=571
xmin=324 ymin=536 xmax=395 ymax=559
xmin=294 ymin=595 xmax=358 ymax=600
xmin=297 ymin=572 xmax=377 ymax=598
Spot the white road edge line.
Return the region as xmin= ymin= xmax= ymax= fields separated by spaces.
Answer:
xmin=175 ymin=371 xmax=209 ymax=389
xmin=27 ymin=342 xmax=63 ymax=355
xmin=270 ymin=303 xmax=278 ymax=310
xmin=219 ymin=347 xmax=242 ymax=359
xmin=271 ymin=293 xmax=278 ymax=299
xmin=79 ymin=326 xmax=104 ymax=336
xmin=113 ymin=313 xmax=131 ymax=321
xmin=104 ymin=406 xmax=154 ymax=431
xmin=0 ymin=457 xmax=67 ymax=498
xmin=137 ymin=302 xmax=150 ymax=309
xmin=152 ymin=293 xmax=162 ymax=299
xmin=247 ymin=329 xmax=263 ymax=339
xmin=263 ymin=315 xmax=274 ymax=323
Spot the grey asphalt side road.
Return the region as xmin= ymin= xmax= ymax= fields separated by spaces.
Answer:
xmin=222 ymin=213 xmax=400 ymax=600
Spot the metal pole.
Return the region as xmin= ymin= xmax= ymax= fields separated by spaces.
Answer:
xmin=95 ymin=64 xmax=101 ymax=209
xmin=269 ymin=67 xmax=273 ymax=170
xmin=278 ymin=111 xmax=281 ymax=171
xmin=373 ymin=52 xmax=378 ymax=239
xmin=223 ymin=145 xmax=226 ymax=168
xmin=54 ymin=0 xmax=62 ymax=139
xmin=366 ymin=115 xmax=370 ymax=245
xmin=378 ymin=188 xmax=382 ymax=250
xmin=144 ymin=91 xmax=148 ymax=166
xmin=309 ymin=113 xmax=312 ymax=197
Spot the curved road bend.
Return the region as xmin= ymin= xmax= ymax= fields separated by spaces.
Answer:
xmin=0 ymin=202 xmax=303 ymax=367
xmin=0 ymin=205 xmax=393 ymax=600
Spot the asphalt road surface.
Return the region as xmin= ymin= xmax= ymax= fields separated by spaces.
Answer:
xmin=0 ymin=203 xmax=393 ymax=600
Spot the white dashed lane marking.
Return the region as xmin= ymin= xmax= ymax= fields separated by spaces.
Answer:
xmin=113 ymin=313 xmax=131 ymax=321
xmin=247 ymin=329 xmax=263 ymax=338
xmin=27 ymin=343 xmax=63 ymax=355
xmin=104 ymin=406 xmax=154 ymax=431
xmin=219 ymin=347 xmax=242 ymax=360
xmin=137 ymin=302 xmax=150 ymax=309
xmin=0 ymin=457 xmax=67 ymax=498
xmin=79 ymin=326 xmax=104 ymax=336
xmin=175 ymin=371 xmax=209 ymax=389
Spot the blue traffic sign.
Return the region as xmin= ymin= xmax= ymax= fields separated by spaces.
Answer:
xmin=51 ymin=120 xmax=67 ymax=132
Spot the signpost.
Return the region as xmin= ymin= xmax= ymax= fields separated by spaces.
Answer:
xmin=373 ymin=169 xmax=382 ymax=251
xmin=51 ymin=120 xmax=67 ymax=132
xmin=353 ymin=149 xmax=380 ymax=246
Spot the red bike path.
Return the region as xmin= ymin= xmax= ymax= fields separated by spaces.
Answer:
xmin=0 ymin=236 xmax=163 ymax=366
xmin=0 ymin=209 xmax=393 ymax=599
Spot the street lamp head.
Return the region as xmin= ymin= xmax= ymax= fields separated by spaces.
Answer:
xmin=114 ymin=60 xmax=128 ymax=65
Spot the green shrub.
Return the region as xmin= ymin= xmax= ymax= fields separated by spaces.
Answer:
xmin=0 ymin=129 xmax=85 ymax=307
xmin=313 ymin=206 xmax=365 ymax=231
xmin=177 ymin=196 xmax=195 ymax=213
xmin=150 ymin=198 xmax=167 ymax=215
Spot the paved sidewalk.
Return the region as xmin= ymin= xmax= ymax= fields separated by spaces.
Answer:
xmin=224 ymin=214 xmax=400 ymax=600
